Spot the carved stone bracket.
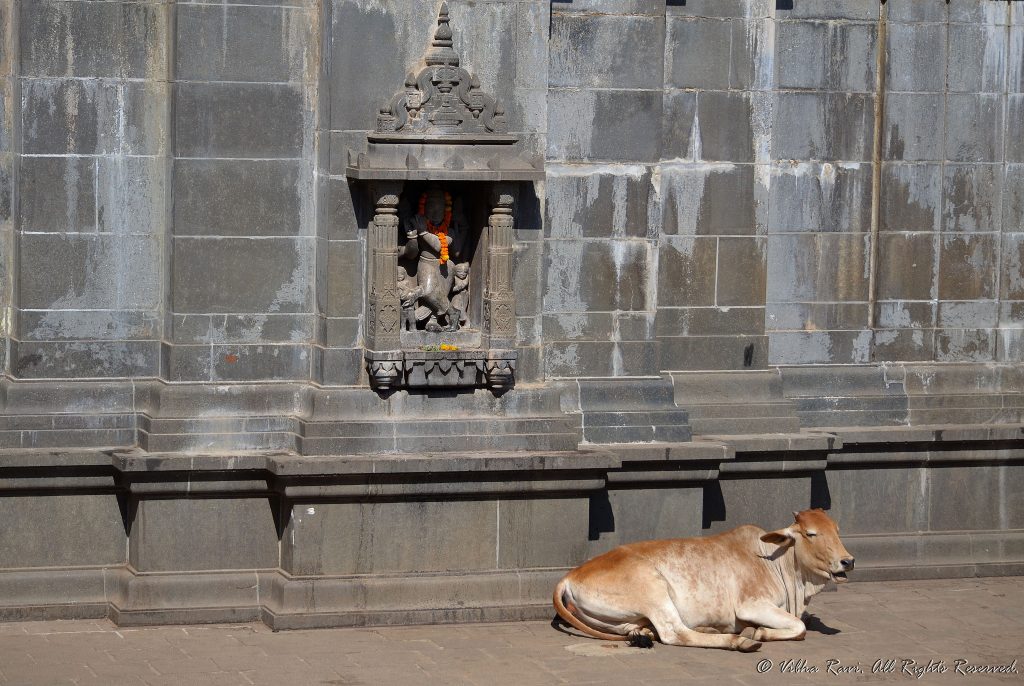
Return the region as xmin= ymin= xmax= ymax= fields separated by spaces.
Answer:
xmin=366 ymin=349 xmax=516 ymax=392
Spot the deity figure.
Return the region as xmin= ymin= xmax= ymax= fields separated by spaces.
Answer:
xmin=450 ymin=262 xmax=470 ymax=328
xmin=399 ymin=187 xmax=469 ymax=332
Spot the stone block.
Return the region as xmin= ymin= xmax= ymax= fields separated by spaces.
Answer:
xmin=768 ymin=161 xmax=871 ymax=233
xmin=938 ymin=300 xmax=999 ymax=329
xmin=666 ymin=0 xmax=772 ymax=19
xmin=886 ymin=2 xmax=947 ymax=22
xmin=548 ymin=89 xmax=662 ymax=162
xmin=282 ymin=500 xmax=497 ymax=576
xmin=768 ymin=330 xmax=871 ymax=365
xmin=826 ymin=468 xmax=928 ymax=535
xmin=694 ymin=92 xmax=754 ymax=163
xmin=945 ymin=94 xmax=1003 ymax=163
xmin=665 ymin=17 xmax=732 ymax=89
xmin=317 ymin=347 xmax=364 ymax=386
xmin=776 ymin=1 xmax=876 ymax=20
xmin=498 ymin=497 xmax=589 ymax=568
xmin=550 ymin=14 xmax=663 ymax=89
xmin=883 ymin=94 xmax=944 ymax=161
xmin=660 ymin=334 xmax=767 ymax=371
xmin=543 ymin=312 xmax=614 ymax=342
xmin=543 ymin=239 xmax=654 ymax=312
xmin=886 ymin=22 xmax=946 ymax=93
xmin=513 ymin=240 xmax=543 ymax=320
xmin=174 ymin=160 xmax=304 ymax=237
xmin=10 ymin=340 xmax=160 ymax=379
xmin=562 ymin=0 xmax=667 ymax=15
xmin=705 ymin=476 xmax=814 ymax=535
xmin=22 ymin=80 xmax=166 ymax=155
xmin=1007 ymin=95 xmax=1024 ymax=163
xmin=1011 ymin=27 xmax=1024 ymax=94
xmin=591 ymin=487 xmax=703 ymax=555
xmin=18 ymin=233 xmax=160 ymax=310
xmin=772 ymin=92 xmax=874 ymax=161
xmin=20 ymin=156 xmax=166 ymax=236
xmin=767 ymin=303 xmax=869 ymax=332
xmin=730 ymin=18 xmax=775 ymax=91
xmin=942 ymin=164 xmax=1002 ymax=232
xmin=130 ymin=497 xmax=279 ymax=572
xmin=544 ymin=164 xmax=656 ymax=239
xmin=998 ymin=329 xmax=1024 ymax=362
xmin=937 ymin=233 xmax=998 ymax=300
xmin=324 ymin=318 xmax=361 ymax=349
xmin=870 ymin=328 xmax=936 ymax=362
xmin=544 ymin=340 xmax=658 ymax=377
xmin=172 ymin=237 xmax=314 ymax=313
xmin=1002 ymin=233 xmax=1024 ymax=300
xmin=875 ymin=233 xmax=937 ymax=301
xmin=325 ymin=241 xmax=363 ymax=318
xmin=947 ymin=22 xmax=1008 ymax=94
xmin=716 ymin=237 xmax=766 ymax=307
xmin=176 ymin=4 xmax=311 ymax=83
xmin=325 ymin=178 xmax=368 ymax=240
xmin=1005 ymin=164 xmax=1024 ymax=231
xmin=18 ymin=157 xmax=94 ymax=233
xmin=880 ymin=163 xmax=941 ymax=231
xmin=170 ymin=313 xmax=315 ymax=345
xmin=175 ymin=83 xmax=304 ymax=159
xmin=657 ymin=236 xmax=717 ymax=307
xmin=19 ymin=310 xmax=160 ymax=342
xmin=20 ymin=1 xmax=167 ymax=79
xmin=660 ymin=164 xmax=756 ymax=235
xmin=661 ymin=91 xmax=696 ymax=160
xmin=0 ymin=495 xmax=124 ymax=568
xmin=936 ymin=328 xmax=996 ymax=362
xmin=766 ymin=233 xmax=870 ymax=303
xmin=927 ymin=466 xmax=1004 ymax=532
xmin=775 ymin=20 xmax=876 ymax=92
xmin=658 ymin=307 xmax=765 ymax=337
xmin=164 ymin=343 xmax=312 ymax=382
xmin=948 ymin=2 xmax=1009 ymax=25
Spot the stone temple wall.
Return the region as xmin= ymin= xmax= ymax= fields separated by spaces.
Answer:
xmin=0 ymin=0 xmax=1021 ymax=629
xmin=0 ymin=0 xmax=1020 ymax=383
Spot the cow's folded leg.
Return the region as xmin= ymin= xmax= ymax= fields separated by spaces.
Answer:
xmin=736 ymin=602 xmax=806 ymax=642
xmin=644 ymin=606 xmax=760 ymax=651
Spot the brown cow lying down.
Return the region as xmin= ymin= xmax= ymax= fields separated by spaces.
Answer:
xmin=553 ymin=508 xmax=854 ymax=651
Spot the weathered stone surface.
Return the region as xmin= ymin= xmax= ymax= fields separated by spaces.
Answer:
xmin=544 ymin=239 xmax=654 ymax=312
xmin=660 ymin=164 xmax=756 ymax=235
xmin=666 ymin=17 xmax=733 ymax=90
xmin=174 ymin=160 xmax=304 ymax=237
xmin=550 ymin=14 xmax=664 ymax=90
xmin=883 ymin=94 xmax=945 ymax=161
xmin=544 ymin=164 xmax=657 ymax=239
xmin=548 ymin=89 xmax=662 ymax=162
xmin=175 ymin=83 xmax=305 ymax=158
xmin=176 ymin=4 xmax=312 ymax=83
xmin=775 ymin=20 xmax=877 ymax=92
xmin=886 ymin=22 xmax=946 ymax=93
xmin=130 ymin=497 xmax=279 ymax=572
xmin=879 ymin=163 xmax=941 ymax=231
xmin=875 ymin=233 xmax=937 ymax=301
xmin=172 ymin=237 xmax=314 ymax=314
xmin=937 ymin=233 xmax=997 ymax=300
xmin=772 ymin=93 xmax=874 ymax=161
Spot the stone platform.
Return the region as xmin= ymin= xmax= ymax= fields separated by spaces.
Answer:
xmin=0 ymin=577 xmax=1019 ymax=685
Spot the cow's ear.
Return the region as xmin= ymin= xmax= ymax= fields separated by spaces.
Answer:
xmin=760 ymin=528 xmax=795 ymax=545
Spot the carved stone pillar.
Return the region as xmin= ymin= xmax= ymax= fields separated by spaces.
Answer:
xmin=366 ymin=182 xmax=404 ymax=388
xmin=483 ymin=184 xmax=516 ymax=391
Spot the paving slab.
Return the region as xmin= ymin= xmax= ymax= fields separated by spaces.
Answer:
xmin=0 ymin=578 xmax=1019 ymax=685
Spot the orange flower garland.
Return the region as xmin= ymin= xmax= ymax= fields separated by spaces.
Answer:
xmin=418 ymin=192 xmax=453 ymax=264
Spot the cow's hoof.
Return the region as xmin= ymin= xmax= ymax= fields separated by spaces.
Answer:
xmin=627 ymin=630 xmax=655 ymax=649
xmin=735 ymin=637 xmax=762 ymax=652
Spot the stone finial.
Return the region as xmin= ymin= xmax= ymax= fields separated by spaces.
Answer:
xmin=425 ymin=2 xmax=459 ymax=67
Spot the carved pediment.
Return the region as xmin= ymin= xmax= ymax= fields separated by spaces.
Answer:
xmin=375 ymin=2 xmax=507 ymax=138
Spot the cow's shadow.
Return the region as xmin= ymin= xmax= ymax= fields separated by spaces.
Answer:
xmin=803 ymin=613 xmax=841 ymax=635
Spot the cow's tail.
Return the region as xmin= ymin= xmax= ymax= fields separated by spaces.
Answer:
xmin=552 ymin=578 xmax=629 ymax=643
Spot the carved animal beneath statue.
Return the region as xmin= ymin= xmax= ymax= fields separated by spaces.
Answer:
xmin=553 ymin=508 xmax=854 ymax=651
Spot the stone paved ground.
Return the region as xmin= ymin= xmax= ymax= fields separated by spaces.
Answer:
xmin=0 ymin=578 xmax=1020 ymax=686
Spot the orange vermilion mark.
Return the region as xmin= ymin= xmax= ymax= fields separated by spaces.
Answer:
xmin=225 ymin=354 xmax=239 ymax=364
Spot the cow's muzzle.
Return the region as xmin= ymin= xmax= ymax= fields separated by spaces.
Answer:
xmin=832 ymin=557 xmax=854 ymax=583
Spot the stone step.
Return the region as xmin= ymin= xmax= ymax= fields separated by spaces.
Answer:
xmin=0 ymin=428 xmax=136 ymax=450
xmin=139 ymin=431 xmax=298 ymax=454
xmin=141 ymin=415 xmax=298 ymax=434
xmin=300 ymin=416 xmax=580 ymax=439
xmin=581 ymin=424 xmax=691 ymax=444
xmin=0 ymin=413 xmax=136 ymax=431
xmin=684 ymin=402 xmax=798 ymax=419
xmin=576 ymin=377 xmax=677 ymax=411
xmin=299 ymin=431 xmax=580 ymax=455
xmin=580 ymin=410 xmax=690 ymax=428
xmin=688 ymin=416 xmax=801 ymax=436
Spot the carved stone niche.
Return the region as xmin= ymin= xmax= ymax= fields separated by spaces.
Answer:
xmin=346 ymin=3 xmax=543 ymax=393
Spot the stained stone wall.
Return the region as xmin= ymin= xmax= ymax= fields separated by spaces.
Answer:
xmin=0 ymin=0 xmax=1022 ymax=383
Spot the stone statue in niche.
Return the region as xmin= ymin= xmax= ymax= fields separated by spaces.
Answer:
xmin=398 ymin=186 xmax=470 ymax=332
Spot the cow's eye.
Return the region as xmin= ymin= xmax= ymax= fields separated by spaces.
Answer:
xmin=805 ymin=532 xmax=817 ymax=538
